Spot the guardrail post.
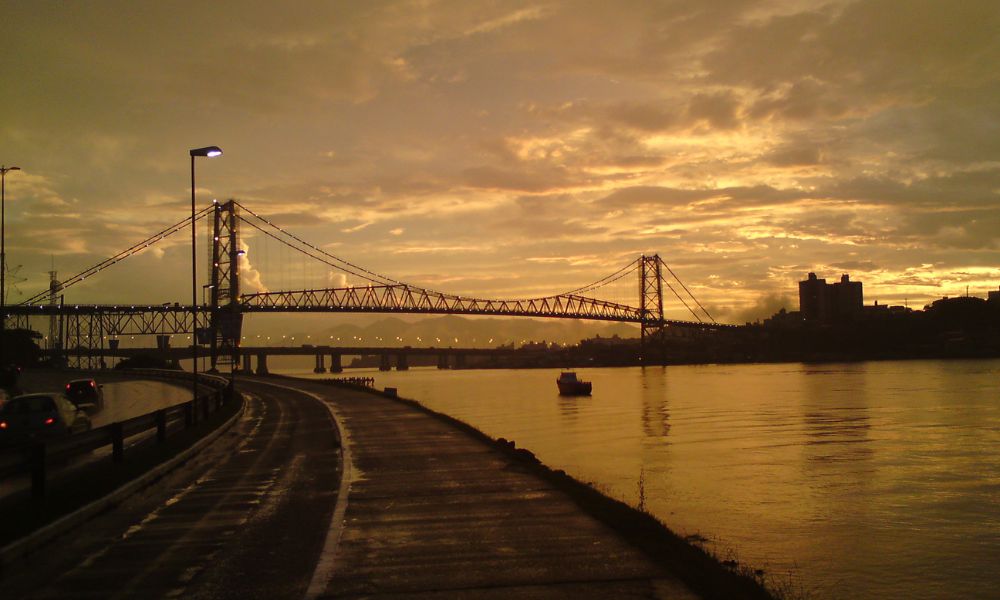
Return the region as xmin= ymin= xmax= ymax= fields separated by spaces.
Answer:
xmin=184 ymin=401 xmax=194 ymax=428
xmin=202 ymin=395 xmax=210 ymax=420
xmin=111 ymin=422 xmax=124 ymax=462
xmin=30 ymin=442 xmax=46 ymax=499
xmin=155 ymin=409 xmax=167 ymax=443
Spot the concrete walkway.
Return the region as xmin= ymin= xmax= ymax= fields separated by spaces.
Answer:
xmin=311 ymin=382 xmax=698 ymax=599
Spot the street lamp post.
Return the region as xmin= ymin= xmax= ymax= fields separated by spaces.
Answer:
xmin=189 ymin=147 xmax=222 ymax=402
xmin=1 ymin=165 xmax=21 ymax=353
xmin=203 ymin=284 xmax=214 ymax=372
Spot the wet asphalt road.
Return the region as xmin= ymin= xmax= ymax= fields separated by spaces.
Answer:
xmin=1 ymin=378 xmax=342 ymax=599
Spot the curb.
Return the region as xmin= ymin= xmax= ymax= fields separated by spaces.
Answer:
xmin=0 ymin=396 xmax=246 ymax=569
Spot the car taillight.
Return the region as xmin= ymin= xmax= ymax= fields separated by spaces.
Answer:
xmin=0 ymin=421 xmax=7 ymax=429
xmin=90 ymin=381 xmax=97 ymax=388
xmin=66 ymin=384 xmax=71 ymax=390
xmin=44 ymin=417 xmax=55 ymax=426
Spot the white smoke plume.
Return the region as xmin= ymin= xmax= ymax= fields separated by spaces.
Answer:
xmin=239 ymin=240 xmax=268 ymax=293
xmin=328 ymin=271 xmax=349 ymax=288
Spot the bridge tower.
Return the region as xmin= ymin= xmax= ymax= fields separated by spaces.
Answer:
xmin=639 ymin=254 xmax=666 ymax=364
xmin=209 ymin=200 xmax=243 ymax=371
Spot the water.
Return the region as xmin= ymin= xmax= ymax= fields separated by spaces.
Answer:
xmin=276 ymin=359 xmax=1000 ymax=599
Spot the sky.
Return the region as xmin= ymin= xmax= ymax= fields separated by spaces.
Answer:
xmin=2 ymin=0 xmax=1000 ymax=325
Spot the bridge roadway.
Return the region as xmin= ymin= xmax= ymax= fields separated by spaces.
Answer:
xmin=2 ymin=377 xmax=699 ymax=599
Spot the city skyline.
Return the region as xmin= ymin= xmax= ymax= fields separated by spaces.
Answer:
xmin=3 ymin=1 xmax=999 ymax=323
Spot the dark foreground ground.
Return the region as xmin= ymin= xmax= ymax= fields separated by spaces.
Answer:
xmin=1 ymin=373 xmax=773 ymax=599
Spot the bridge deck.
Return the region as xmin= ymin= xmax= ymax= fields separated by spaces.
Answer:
xmin=304 ymin=380 xmax=697 ymax=599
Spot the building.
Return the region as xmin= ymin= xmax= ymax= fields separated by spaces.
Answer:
xmin=799 ymin=273 xmax=864 ymax=322
xmin=799 ymin=273 xmax=828 ymax=321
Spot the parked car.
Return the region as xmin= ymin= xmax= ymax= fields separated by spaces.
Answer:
xmin=65 ymin=378 xmax=105 ymax=412
xmin=0 ymin=393 xmax=92 ymax=446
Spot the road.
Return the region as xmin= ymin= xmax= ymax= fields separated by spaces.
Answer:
xmin=0 ymin=378 xmax=342 ymax=600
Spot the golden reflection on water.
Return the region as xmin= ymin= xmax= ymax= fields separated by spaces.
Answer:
xmin=284 ymin=358 xmax=1000 ymax=600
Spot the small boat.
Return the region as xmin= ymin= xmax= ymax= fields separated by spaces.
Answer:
xmin=556 ymin=371 xmax=592 ymax=396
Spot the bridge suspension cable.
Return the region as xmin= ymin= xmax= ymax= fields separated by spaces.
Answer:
xmin=660 ymin=276 xmax=702 ymax=323
xmin=20 ymin=206 xmax=215 ymax=305
xmin=660 ymin=259 xmax=716 ymax=323
xmin=234 ymin=201 xmax=402 ymax=287
xmin=558 ymin=258 xmax=640 ymax=296
xmin=236 ymin=213 xmax=395 ymax=286
xmin=236 ymin=201 xmax=640 ymax=304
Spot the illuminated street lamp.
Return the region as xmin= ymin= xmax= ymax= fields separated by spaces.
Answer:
xmin=1 ymin=165 xmax=21 ymax=347
xmin=189 ymin=147 xmax=222 ymax=401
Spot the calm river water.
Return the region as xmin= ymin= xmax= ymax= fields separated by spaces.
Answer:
xmin=278 ymin=359 xmax=1000 ymax=599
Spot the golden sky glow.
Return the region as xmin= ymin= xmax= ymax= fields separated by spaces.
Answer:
xmin=2 ymin=0 xmax=1000 ymax=322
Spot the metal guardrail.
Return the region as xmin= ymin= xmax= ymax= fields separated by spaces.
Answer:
xmin=0 ymin=370 xmax=235 ymax=498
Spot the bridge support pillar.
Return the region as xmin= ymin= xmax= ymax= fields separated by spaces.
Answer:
xmin=396 ymin=353 xmax=408 ymax=371
xmin=314 ymin=354 xmax=326 ymax=373
xmin=240 ymin=351 xmax=253 ymax=374
xmin=379 ymin=354 xmax=391 ymax=371
xmin=256 ymin=353 xmax=269 ymax=375
xmin=437 ymin=353 xmax=449 ymax=369
xmin=454 ymin=353 xmax=466 ymax=369
xmin=329 ymin=353 xmax=343 ymax=373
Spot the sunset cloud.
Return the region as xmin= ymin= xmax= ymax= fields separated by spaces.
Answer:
xmin=2 ymin=0 xmax=999 ymax=321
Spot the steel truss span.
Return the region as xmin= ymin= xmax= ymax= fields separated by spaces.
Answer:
xmin=6 ymin=304 xmax=207 ymax=336
xmin=239 ymin=285 xmax=727 ymax=328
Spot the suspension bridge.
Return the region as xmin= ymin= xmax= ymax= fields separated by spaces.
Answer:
xmin=3 ymin=200 xmax=733 ymax=369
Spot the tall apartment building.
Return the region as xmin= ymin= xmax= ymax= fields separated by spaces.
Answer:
xmin=799 ymin=273 xmax=863 ymax=322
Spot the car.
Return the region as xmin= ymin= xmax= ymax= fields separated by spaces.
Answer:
xmin=65 ymin=378 xmax=105 ymax=412
xmin=0 ymin=393 xmax=92 ymax=446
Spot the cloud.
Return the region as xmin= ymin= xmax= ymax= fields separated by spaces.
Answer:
xmin=715 ymin=292 xmax=794 ymax=324
xmin=328 ymin=272 xmax=349 ymax=288
xmin=687 ymin=91 xmax=742 ymax=131
xmin=238 ymin=241 xmax=268 ymax=294
xmin=763 ymin=143 xmax=823 ymax=167
xmin=3 ymin=0 xmax=999 ymax=318
xmin=460 ymin=165 xmax=580 ymax=193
